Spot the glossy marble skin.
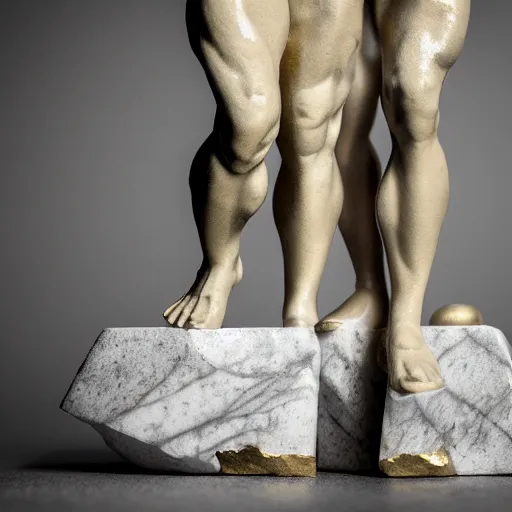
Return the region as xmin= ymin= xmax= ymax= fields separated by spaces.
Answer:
xmin=163 ymin=0 xmax=471 ymax=394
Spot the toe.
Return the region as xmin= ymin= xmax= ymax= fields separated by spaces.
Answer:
xmin=408 ymin=364 xmax=430 ymax=384
xmin=416 ymin=358 xmax=444 ymax=388
xmin=188 ymin=296 xmax=211 ymax=327
xmin=176 ymin=296 xmax=199 ymax=328
xmin=163 ymin=296 xmax=186 ymax=318
xmin=399 ymin=378 xmax=444 ymax=393
xmin=167 ymin=295 xmax=191 ymax=325
xmin=424 ymin=363 xmax=443 ymax=384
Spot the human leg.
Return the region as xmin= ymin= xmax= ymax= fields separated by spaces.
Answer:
xmin=316 ymin=3 xmax=389 ymax=332
xmin=374 ymin=0 xmax=470 ymax=392
xmin=164 ymin=0 xmax=289 ymax=328
xmin=274 ymin=0 xmax=365 ymax=327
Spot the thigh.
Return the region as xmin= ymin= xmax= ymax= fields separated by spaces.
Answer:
xmin=186 ymin=0 xmax=289 ymax=126
xmin=283 ymin=0 xmax=364 ymax=85
xmin=375 ymin=0 xmax=471 ymax=107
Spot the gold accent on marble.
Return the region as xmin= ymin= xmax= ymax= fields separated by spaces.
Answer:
xmin=380 ymin=449 xmax=457 ymax=477
xmin=216 ymin=446 xmax=316 ymax=477
xmin=429 ymin=304 xmax=483 ymax=326
xmin=314 ymin=321 xmax=344 ymax=333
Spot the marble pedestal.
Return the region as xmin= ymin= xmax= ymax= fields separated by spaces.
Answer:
xmin=61 ymin=327 xmax=320 ymax=476
xmin=316 ymin=326 xmax=387 ymax=472
xmin=380 ymin=326 xmax=512 ymax=476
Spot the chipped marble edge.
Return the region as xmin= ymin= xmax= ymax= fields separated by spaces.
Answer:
xmin=379 ymin=326 xmax=512 ymax=474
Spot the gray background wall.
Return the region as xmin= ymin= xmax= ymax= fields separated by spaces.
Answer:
xmin=0 ymin=1 xmax=510 ymax=467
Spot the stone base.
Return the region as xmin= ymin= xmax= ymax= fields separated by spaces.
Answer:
xmin=380 ymin=326 xmax=512 ymax=476
xmin=316 ymin=326 xmax=387 ymax=472
xmin=61 ymin=327 xmax=320 ymax=476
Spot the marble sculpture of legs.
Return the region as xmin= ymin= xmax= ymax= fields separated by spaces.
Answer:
xmin=274 ymin=0 xmax=364 ymax=328
xmin=165 ymin=0 xmax=366 ymax=331
xmin=316 ymin=4 xmax=389 ymax=333
xmin=164 ymin=0 xmax=289 ymax=328
xmin=374 ymin=0 xmax=471 ymax=392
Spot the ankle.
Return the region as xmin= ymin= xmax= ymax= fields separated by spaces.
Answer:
xmin=388 ymin=317 xmax=421 ymax=333
xmin=283 ymin=303 xmax=318 ymax=328
xmin=355 ymin=273 xmax=388 ymax=295
xmin=202 ymin=255 xmax=239 ymax=272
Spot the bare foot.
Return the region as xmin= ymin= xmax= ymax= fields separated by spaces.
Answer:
xmin=315 ymin=288 xmax=388 ymax=333
xmin=163 ymin=257 xmax=243 ymax=329
xmin=387 ymin=321 xmax=444 ymax=393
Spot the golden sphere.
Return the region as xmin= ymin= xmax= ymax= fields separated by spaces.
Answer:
xmin=429 ymin=304 xmax=483 ymax=326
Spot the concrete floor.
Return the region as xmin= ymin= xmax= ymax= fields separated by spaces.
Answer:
xmin=1 ymin=462 xmax=512 ymax=512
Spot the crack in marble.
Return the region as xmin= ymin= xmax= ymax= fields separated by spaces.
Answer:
xmin=381 ymin=326 xmax=512 ymax=475
xmin=61 ymin=327 xmax=320 ymax=474
xmin=317 ymin=327 xmax=386 ymax=472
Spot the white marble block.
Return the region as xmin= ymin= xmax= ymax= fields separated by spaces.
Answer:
xmin=316 ymin=326 xmax=387 ymax=472
xmin=61 ymin=327 xmax=321 ymax=476
xmin=380 ymin=326 xmax=512 ymax=476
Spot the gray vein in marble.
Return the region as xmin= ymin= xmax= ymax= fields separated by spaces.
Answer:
xmin=380 ymin=326 xmax=512 ymax=475
xmin=61 ymin=327 xmax=320 ymax=474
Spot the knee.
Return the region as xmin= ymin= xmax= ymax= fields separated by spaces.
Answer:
xmin=283 ymin=74 xmax=353 ymax=157
xmin=383 ymin=71 xmax=441 ymax=145
xmin=220 ymin=95 xmax=280 ymax=175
